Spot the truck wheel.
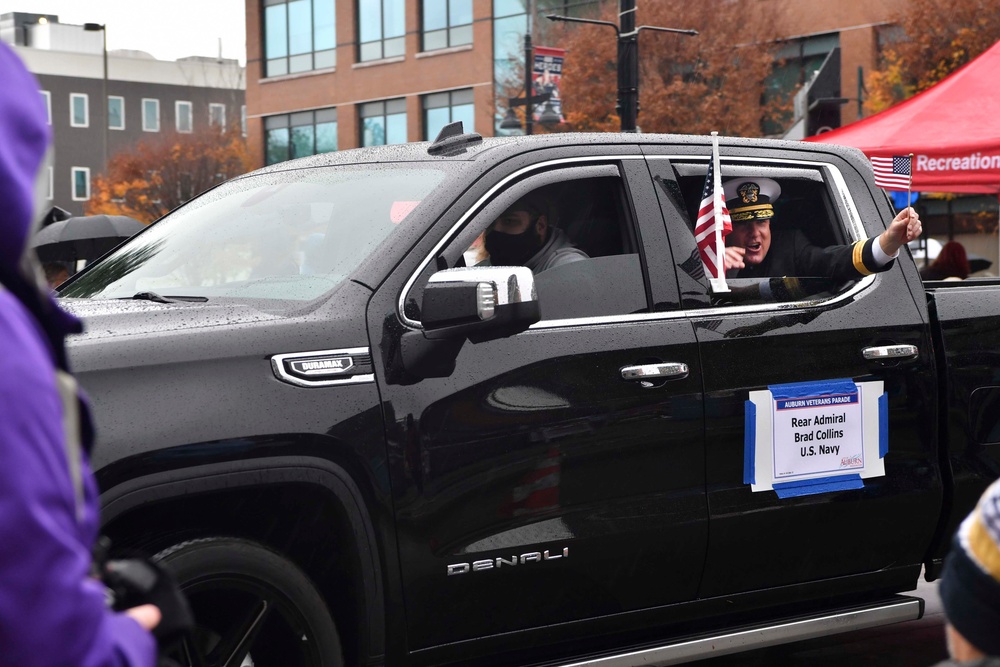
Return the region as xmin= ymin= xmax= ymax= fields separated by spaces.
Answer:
xmin=154 ymin=537 xmax=343 ymax=667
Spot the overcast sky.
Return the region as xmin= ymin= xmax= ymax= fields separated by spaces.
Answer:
xmin=18 ymin=0 xmax=247 ymax=64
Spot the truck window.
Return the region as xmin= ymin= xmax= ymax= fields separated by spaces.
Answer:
xmin=406 ymin=170 xmax=650 ymax=323
xmin=648 ymin=159 xmax=862 ymax=309
xmin=61 ymin=166 xmax=448 ymax=304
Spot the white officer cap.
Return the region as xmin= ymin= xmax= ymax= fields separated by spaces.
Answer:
xmin=723 ymin=177 xmax=781 ymax=222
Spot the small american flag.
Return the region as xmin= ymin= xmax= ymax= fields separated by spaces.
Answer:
xmin=694 ymin=150 xmax=732 ymax=284
xmin=871 ymin=155 xmax=912 ymax=190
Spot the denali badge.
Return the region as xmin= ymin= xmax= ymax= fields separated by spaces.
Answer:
xmin=447 ymin=547 xmax=569 ymax=576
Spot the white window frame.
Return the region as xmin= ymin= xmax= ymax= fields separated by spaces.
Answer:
xmin=47 ymin=166 xmax=53 ymax=200
xmin=40 ymin=90 xmax=51 ymax=125
xmin=142 ymin=98 xmax=160 ymax=132
xmin=71 ymin=167 xmax=91 ymax=201
xmin=176 ymin=100 xmax=193 ymax=133
xmin=209 ymin=103 xmax=226 ymax=127
xmin=108 ymin=95 xmax=125 ymax=130
xmin=70 ymin=93 xmax=89 ymax=128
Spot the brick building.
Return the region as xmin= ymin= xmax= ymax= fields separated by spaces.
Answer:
xmin=245 ymin=0 xmax=913 ymax=165
xmin=246 ymin=0 xmax=600 ymax=167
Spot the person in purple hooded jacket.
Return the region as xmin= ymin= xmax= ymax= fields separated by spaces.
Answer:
xmin=0 ymin=43 xmax=160 ymax=666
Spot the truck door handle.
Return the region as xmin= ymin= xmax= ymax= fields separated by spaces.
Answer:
xmin=621 ymin=362 xmax=689 ymax=381
xmin=862 ymin=344 xmax=918 ymax=361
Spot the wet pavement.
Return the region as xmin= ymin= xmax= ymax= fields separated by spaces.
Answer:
xmin=699 ymin=578 xmax=947 ymax=666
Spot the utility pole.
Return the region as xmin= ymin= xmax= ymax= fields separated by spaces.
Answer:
xmin=618 ymin=0 xmax=638 ymax=132
xmin=548 ymin=1 xmax=697 ymax=132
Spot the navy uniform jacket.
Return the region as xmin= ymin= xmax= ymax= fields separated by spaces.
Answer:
xmin=727 ymin=228 xmax=893 ymax=281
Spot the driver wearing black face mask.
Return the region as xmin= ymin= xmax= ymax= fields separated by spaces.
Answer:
xmin=483 ymin=197 xmax=588 ymax=274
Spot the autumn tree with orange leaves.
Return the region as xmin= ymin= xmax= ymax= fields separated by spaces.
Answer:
xmin=86 ymin=125 xmax=252 ymax=224
xmin=533 ymin=1 xmax=783 ymax=136
xmin=865 ymin=0 xmax=1000 ymax=114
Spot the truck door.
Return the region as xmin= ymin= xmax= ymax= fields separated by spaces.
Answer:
xmin=923 ymin=283 xmax=1000 ymax=573
xmin=368 ymin=152 xmax=707 ymax=656
xmin=644 ymin=148 xmax=942 ymax=600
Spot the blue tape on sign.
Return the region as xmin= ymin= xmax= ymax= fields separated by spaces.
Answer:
xmin=773 ymin=474 xmax=864 ymax=498
xmin=879 ymin=393 xmax=888 ymax=458
xmin=744 ymin=400 xmax=756 ymax=485
xmin=769 ymin=378 xmax=857 ymax=400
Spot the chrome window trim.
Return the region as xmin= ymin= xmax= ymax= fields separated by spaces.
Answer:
xmin=530 ymin=274 xmax=878 ymax=330
xmin=271 ymin=346 xmax=375 ymax=387
xmin=398 ymin=154 xmax=644 ymax=329
xmin=400 ymin=152 xmax=881 ymax=332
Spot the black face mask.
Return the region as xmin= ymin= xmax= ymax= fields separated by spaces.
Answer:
xmin=485 ymin=220 xmax=543 ymax=266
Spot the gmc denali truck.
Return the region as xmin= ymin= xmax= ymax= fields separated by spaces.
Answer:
xmin=58 ymin=129 xmax=1000 ymax=667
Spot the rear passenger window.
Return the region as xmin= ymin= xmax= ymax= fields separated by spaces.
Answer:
xmin=648 ymin=159 xmax=865 ymax=309
xmin=406 ymin=167 xmax=650 ymax=323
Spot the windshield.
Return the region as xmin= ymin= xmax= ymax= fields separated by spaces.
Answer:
xmin=61 ymin=165 xmax=447 ymax=301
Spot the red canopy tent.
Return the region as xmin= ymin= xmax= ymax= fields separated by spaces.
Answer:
xmin=806 ymin=40 xmax=1000 ymax=194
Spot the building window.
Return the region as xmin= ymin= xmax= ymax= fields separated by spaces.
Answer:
xmin=358 ymin=0 xmax=405 ymax=62
xmin=70 ymin=93 xmax=89 ymax=127
xmin=108 ymin=96 xmax=125 ymax=130
xmin=241 ymin=105 xmax=247 ymax=136
xmin=264 ymin=107 xmax=338 ymax=165
xmin=360 ymin=98 xmax=406 ymax=146
xmin=264 ymin=0 xmax=337 ymax=77
xmin=40 ymin=90 xmax=51 ymax=125
xmin=178 ymin=172 xmax=194 ymax=202
xmin=71 ymin=167 xmax=91 ymax=201
xmin=176 ymin=101 xmax=193 ymax=133
xmin=423 ymin=88 xmax=474 ymax=140
xmin=422 ymin=0 xmax=472 ymax=51
xmin=209 ymin=103 xmax=226 ymax=127
xmin=143 ymin=98 xmax=160 ymax=132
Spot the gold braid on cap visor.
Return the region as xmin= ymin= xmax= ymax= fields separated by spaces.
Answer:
xmin=730 ymin=204 xmax=775 ymax=222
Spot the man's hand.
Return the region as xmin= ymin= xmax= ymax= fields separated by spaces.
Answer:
xmin=125 ymin=604 xmax=161 ymax=631
xmin=879 ymin=206 xmax=922 ymax=256
xmin=724 ymin=246 xmax=746 ymax=271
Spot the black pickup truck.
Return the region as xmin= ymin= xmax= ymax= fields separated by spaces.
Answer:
xmin=58 ymin=129 xmax=1000 ymax=667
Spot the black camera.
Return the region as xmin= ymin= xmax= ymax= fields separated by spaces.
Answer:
xmin=95 ymin=539 xmax=196 ymax=663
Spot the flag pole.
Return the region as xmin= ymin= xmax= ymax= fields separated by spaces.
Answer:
xmin=907 ymin=153 xmax=914 ymax=211
xmin=710 ymin=131 xmax=730 ymax=293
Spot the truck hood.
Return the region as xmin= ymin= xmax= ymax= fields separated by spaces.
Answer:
xmin=59 ymin=297 xmax=285 ymax=342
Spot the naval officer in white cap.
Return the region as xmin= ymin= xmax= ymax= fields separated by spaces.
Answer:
xmin=723 ymin=177 xmax=922 ymax=280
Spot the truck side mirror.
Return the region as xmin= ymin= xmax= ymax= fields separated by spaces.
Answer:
xmin=422 ymin=266 xmax=540 ymax=343
xmin=398 ymin=266 xmax=541 ymax=380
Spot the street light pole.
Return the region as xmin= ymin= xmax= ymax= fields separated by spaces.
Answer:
xmin=525 ymin=0 xmax=535 ymax=135
xmin=500 ymin=39 xmax=557 ymax=135
xmin=83 ymin=23 xmax=107 ymax=175
xmin=499 ymin=1 xmax=560 ymax=135
xmin=548 ymin=3 xmax=697 ymax=132
xmin=525 ymin=31 xmax=535 ymax=136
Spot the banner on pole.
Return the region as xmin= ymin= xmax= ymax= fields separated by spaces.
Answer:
xmin=532 ymin=46 xmax=565 ymax=122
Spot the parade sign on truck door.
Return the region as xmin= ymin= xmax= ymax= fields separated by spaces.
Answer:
xmin=532 ymin=46 xmax=565 ymax=122
xmin=744 ymin=378 xmax=889 ymax=498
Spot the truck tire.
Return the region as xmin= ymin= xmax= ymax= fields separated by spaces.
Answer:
xmin=154 ymin=537 xmax=344 ymax=667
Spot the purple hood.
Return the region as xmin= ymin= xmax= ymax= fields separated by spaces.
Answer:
xmin=0 ymin=42 xmax=51 ymax=272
